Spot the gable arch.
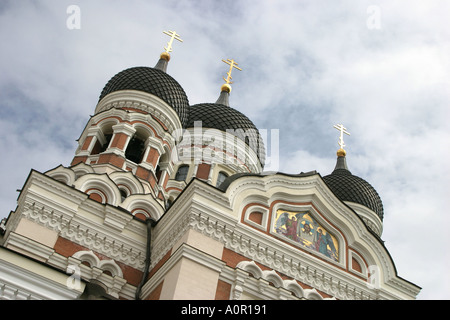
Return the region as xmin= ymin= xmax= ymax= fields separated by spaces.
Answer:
xmin=349 ymin=248 xmax=369 ymax=277
xmin=236 ymin=261 xmax=263 ymax=279
xmin=71 ymin=162 xmax=95 ymax=179
xmin=284 ymin=279 xmax=305 ymax=299
xmin=73 ymin=250 xmax=100 ymax=268
xmin=120 ymin=194 xmax=164 ymax=220
xmin=109 ymin=171 xmax=145 ymax=195
xmin=263 ymin=270 xmax=284 ymax=288
xmin=304 ymin=288 xmax=324 ymax=300
xmin=98 ymin=260 xmax=123 ymax=278
xmin=72 ymin=250 xmax=123 ymax=278
xmin=131 ymin=120 xmax=156 ymax=140
xmin=74 ymin=173 xmax=122 ymax=206
xmin=96 ymin=117 xmax=120 ymax=134
xmin=45 ymin=165 xmax=76 ymax=186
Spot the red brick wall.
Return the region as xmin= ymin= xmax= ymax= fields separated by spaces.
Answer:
xmin=248 ymin=211 xmax=263 ymax=225
xmin=352 ymin=257 xmax=362 ymax=273
xmin=53 ymin=236 xmax=143 ymax=287
xmin=215 ymin=280 xmax=231 ymax=300
xmin=145 ymin=148 xmax=160 ymax=167
xmin=109 ymin=132 xmax=129 ymax=150
xmin=196 ymin=163 xmax=211 ymax=180
xmin=81 ymin=136 xmax=93 ymax=151
xmin=97 ymin=153 xmax=125 ymax=168
xmin=144 ymin=281 xmax=163 ymax=300
xmin=71 ymin=156 xmax=88 ymax=166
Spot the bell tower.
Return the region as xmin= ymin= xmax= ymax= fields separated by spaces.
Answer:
xmin=70 ymin=31 xmax=189 ymax=206
xmin=0 ymin=31 xmax=192 ymax=300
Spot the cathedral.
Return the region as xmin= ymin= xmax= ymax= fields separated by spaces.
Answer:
xmin=0 ymin=31 xmax=420 ymax=300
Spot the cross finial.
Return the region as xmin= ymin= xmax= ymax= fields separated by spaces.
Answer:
xmin=333 ymin=124 xmax=350 ymax=154
xmin=222 ymin=59 xmax=242 ymax=84
xmin=163 ymin=30 xmax=183 ymax=54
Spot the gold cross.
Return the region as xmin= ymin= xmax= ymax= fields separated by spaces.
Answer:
xmin=333 ymin=124 xmax=350 ymax=149
xmin=222 ymin=59 xmax=242 ymax=85
xmin=163 ymin=30 xmax=183 ymax=53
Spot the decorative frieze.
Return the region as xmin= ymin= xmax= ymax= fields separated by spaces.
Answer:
xmin=13 ymin=172 xmax=148 ymax=270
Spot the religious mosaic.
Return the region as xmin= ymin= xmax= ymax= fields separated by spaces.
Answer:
xmin=273 ymin=209 xmax=339 ymax=261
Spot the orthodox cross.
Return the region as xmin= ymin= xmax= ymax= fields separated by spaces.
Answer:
xmin=333 ymin=124 xmax=350 ymax=149
xmin=163 ymin=30 xmax=183 ymax=53
xmin=222 ymin=59 xmax=242 ymax=85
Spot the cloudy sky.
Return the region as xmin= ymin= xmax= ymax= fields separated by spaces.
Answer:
xmin=0 ymin=0 xmax=448 ymax=299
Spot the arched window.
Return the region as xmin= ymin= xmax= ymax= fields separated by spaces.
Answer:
xmin=99 ymin=133 xmax=113 ymax=153
xmin=119 ymin=188 xmax=128 ymax=202
xmin=166 ymin=198 xmax=173 ymax=209
xmin=155 ymin=165 xmax=162 ymax=181
xmin=175 ymin=165 xmax=189 ymax=181
xmin=91 ymin=126 xmax=113 ymax=155
xmin=125 ymin=135 xmax=146 ymax=164
xmin=155 ymin=150 xmax=170 ymax=183
xmin=216 ymin=171 xmax=229 ymax=187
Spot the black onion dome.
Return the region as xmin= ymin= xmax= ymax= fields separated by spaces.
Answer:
xmin=99 ymin=66 xmax=190 ymax=127
xmin=188 ymin=103 xmax=266 ymax=167
xmin=323 ymin=156 xmax=384 ymax=220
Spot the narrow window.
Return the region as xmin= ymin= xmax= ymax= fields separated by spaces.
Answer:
xmin=216 ymin=171 xmax=229 ymax=187
xmin=125 ymin=135 xmax=146 ymax=163
xmin=119 ymin=188 xmax=128 ymax=202
xmin=99 ymin=134 xmax=112 ymax=153
xmin=155 ymin=165 xmax=162 ymax=181
xmin=175 ymin=165 xmax=189 ymax=181
xmin=91 ymin=133 xmax=112 ymax=155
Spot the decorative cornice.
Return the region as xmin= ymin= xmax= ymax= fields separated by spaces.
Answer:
xmin=94 ymin=90 xmax=183 ymax=135
xmin=151 ymin=177 xmax=419 ymax=300
xmin=11 ymin=171 xmax=149 ymax=270
xmin=0 ymin=247 xmax=85 ymax=300
xmin=220 ymin=260 xmax=336 ymax=300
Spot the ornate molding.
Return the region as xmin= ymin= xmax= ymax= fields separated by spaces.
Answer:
xmin=152 ymin=202 xmax=377 ymax=300
xmin=229 ymin=260 xmax=336 ymax=300
xmin=15 ymin=172 xmax=148 ymax=270
xmin=151 ymin=178 xmax=418 ymax=300
xmin=94 ymin=90 xmax=182 ymax=135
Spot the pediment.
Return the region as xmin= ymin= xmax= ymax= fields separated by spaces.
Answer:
xmin=219 ymin=172 xmax=415 ymax=297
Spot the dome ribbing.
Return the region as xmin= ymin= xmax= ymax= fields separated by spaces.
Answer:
xmin=323 ymin=156 xmax=384 ymax=220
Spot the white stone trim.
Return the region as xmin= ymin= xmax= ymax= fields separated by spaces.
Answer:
xmin=9 ymin=171 xmax=149 ymax=270
xmin=349 ymin=249 xmax=369 ymax=278
xmin=152 ymin=177 xmax=420 ymax=300
xmin=0 ymin=247 xmax=85 ymax=300
xmin=140 ymin=243 xmax=226 ymax=300
xmin=344 ymin=201 xmax=383 ymax=236
xmin=230 ymin=260 xmax=335 ymax=300
xmin=95 ymin=90 xmax=183 ymax=135
xmin=243 ymin=203 xmax=269 ymax=231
